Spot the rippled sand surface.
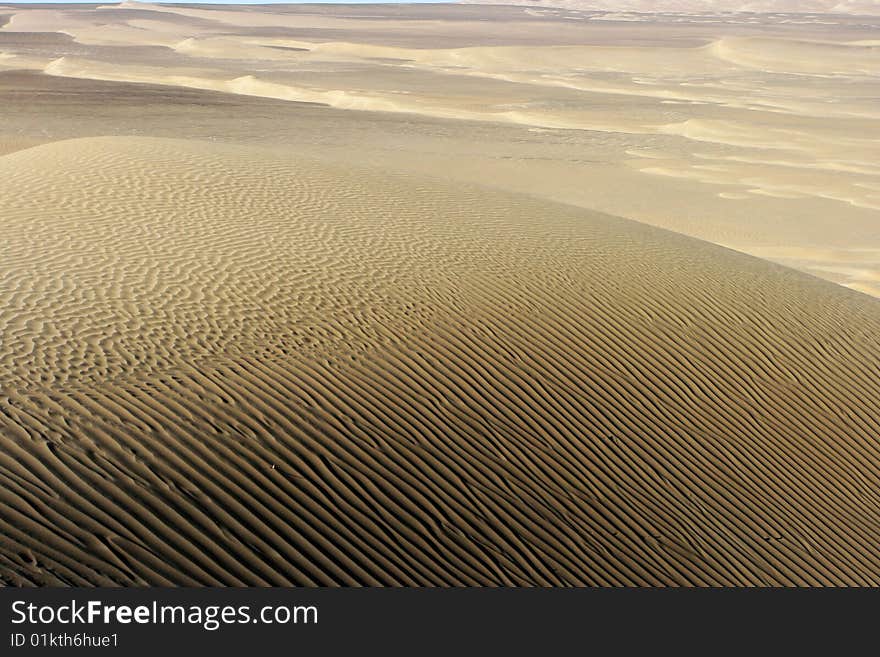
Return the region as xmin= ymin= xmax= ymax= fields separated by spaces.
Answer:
xmin=3 ymin=3 xmax=878 ymax=293
xmin=1 ymin=4 xmax=880 ymax=586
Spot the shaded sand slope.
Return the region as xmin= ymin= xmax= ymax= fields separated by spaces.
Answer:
xmin=2 ymin=137 xmax=880 ymax=586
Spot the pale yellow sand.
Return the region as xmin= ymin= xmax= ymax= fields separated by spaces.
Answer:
xmin=1 ymin=3 xmax=877 ymax=295
xmin=460 ymin=1 xmax=880 ymax=13
xmin=1 ymin=136 xmax=880 ymax=586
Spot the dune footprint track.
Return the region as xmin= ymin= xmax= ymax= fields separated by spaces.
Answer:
xmin=2 ymin=136 xmax=880 ymax=586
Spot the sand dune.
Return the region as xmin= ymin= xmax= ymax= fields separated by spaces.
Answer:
xmin=2 ymin=136 xmax=880 ymax=586
xmin=708 ymin=36 xmax=880 ymax=76
xmin=460 ymin=0 xmax=880 ymax=16
xmin=5 ymin=5 xmax=877 ymax=229
xmin=3 ymin=4 xmax=880 ymax=589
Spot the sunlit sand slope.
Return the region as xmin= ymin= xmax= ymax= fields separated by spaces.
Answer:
xmin=2 ymin=137 xmax=880 ymax=586
xmin=3 ymin=4 xmax=880 ymax=296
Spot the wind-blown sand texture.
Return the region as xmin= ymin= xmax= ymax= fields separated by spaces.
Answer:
xmin=1 ymin=5 xmax=880 ymax=587
xmin=1 ymin=3 xmax=878 ymax=295
xmin=2 ymin=136 xmax=880 ymax=586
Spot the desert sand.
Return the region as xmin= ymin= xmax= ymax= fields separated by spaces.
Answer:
xmin=3 ymin=3 xmax=878 ymax=294
xmin=1 ymin=4 xmax=880 ymax=586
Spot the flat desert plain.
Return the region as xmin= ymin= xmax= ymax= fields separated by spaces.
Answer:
xmin=1 ymin=2 xmax=880 ymax=586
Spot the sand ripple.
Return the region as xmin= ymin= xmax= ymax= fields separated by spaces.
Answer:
xmin=2 ymin=137 xmax=880 ymax=586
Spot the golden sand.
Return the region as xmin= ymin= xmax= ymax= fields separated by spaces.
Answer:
xmin=1 ymin=5 xmax=879 ymax=586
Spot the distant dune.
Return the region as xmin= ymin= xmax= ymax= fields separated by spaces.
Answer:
xmin=3 ymin=3 xmax=878 ymax=296
xmin=458 ymin=0 xmax=880 ymax=16
xmin=2 ymin=136 xmax=880 ymax=586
